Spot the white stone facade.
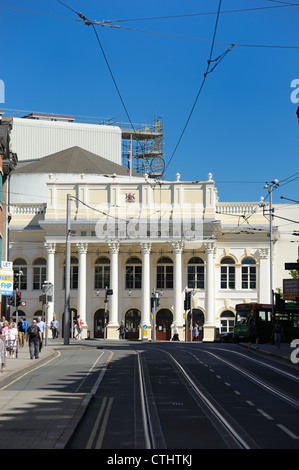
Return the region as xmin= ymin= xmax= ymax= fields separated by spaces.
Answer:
xmin=8 ymin=163 xmax=299 ymax=341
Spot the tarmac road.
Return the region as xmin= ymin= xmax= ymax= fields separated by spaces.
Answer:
xmin=0 ymin=337 xmax=296 ymax=450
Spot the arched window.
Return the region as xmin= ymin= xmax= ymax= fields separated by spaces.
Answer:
xmin=13 ymin=258 xmax=27 ymax=290
xmin=188 ymin=257 xmax=204 ymax=289
xmin=220 ymin=310 xmax=235 ymax=333
xmin=220 ymin=257 xmax=235 ymax=289
xmin=95 ymin=257 xmax=110 ymax=289
xmin=126 ymin=257 xmax=142 ymax=289
xmin=241 ymin=257 xmax=256 ymax=289
xmin=157 ymin=257 xmax=173 ymax=289
xmin=33 ymin=258 xmax=47 ymax=290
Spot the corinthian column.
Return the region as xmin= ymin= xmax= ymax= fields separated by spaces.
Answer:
xmin=44 ymin=242 xmax=56 ymax=321
xmin=141 ymin=242 xmax=151 ymax=340
xmin=172 ymin=241 xmax=184 ymax=327
xmin=203 ymin=241 xmax=215 ymax=341
xmin=76 ymin=243 xmax=88 ymax=331
xmin=258 ymin=248 xmax=270 ymax=304
xmin=107 ymin=242 xmax=119 ymax=330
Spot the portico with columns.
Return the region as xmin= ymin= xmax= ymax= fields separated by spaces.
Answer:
xmin=8 ymin=146 xmax=283 ymax=341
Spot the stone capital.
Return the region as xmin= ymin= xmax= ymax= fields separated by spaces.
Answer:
xmin=76 ymin=242 xmax=88 ymax=255
xmin=44 ymin=242 xmax=56 ymax=254
xmin=108 ymin=241 xmax=120 ymax=255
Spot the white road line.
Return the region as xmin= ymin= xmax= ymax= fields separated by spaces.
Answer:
xmin=246 ymin=401 xmax=255 ymax=406
xmin=257 ymin=408 xmax=274 ymax=420
xmin=277 ymin=424 xmax=299 ymax=439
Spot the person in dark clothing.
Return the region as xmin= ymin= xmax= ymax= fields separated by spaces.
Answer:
xmin=272 ymin=319 xmax=283 ymax=348
xmin=247 ymin=319 xmax=259 ymax=352
xmin=26 ymin=319 xmax=42 ymax=359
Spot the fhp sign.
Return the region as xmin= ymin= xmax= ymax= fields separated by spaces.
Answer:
xmin=0 ymin=269 xmax=14 ymax=296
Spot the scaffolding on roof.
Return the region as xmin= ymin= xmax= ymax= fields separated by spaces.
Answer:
xmin=121 ymin=117 xmax=165 ymax=178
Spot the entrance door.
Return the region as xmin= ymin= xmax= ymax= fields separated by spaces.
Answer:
xmin=94 ymin=309 xmax=109 ymax=338
xmin=187 ymin=309 xmax=205 ymax=341
xmin=125 ymin=309 xmax=141 ymax=340
xmin=156 ymin=309 xmax=173 ymax=340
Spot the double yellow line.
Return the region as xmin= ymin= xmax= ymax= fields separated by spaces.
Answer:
xmin=86 ymin=396 xmax=114 ymax=449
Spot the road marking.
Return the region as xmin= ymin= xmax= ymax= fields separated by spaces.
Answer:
xmin=257 ymin=409 xmax=274 ymax=420
xmin=277 ymin=424 xmax=299 ymax=439
xmin=246 ymin=401 xmax=255 ymax=406
xmin=0 ymin=351 xmax=61 ymax=391
xmin=75 ymin=350 xmax=105 ymax=392
xmin=86 ymin=396 xmax=114 ymax=449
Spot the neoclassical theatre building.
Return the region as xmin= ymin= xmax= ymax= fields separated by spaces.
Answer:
xmin=8 ymin=145 xmax=297 ymax=341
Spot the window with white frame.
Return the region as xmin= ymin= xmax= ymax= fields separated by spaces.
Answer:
xmin=188 ymin=257 xmax=204 ymax=289
xmin=220 ymin=310 xmax=235 ymax=333
xmin=95 ymin=257 xmax=110 ymax=289
xmin=13 ymin=258 xmax=27 ymax=290
xmin=126 ymin=257 xmax=142 ymax=289
xmin=220 ymin=257 xmax=235 ymax=289
xmin=157 ymin=256 xmax=173 ymax=289
xmin=33 ymin=258 xmax=47 ymax=290
xmin=241 ymin=257 xmax=257 ymax=289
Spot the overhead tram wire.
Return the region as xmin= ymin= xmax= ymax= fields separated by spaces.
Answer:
xmin=164 ymin=0 xmax=232 ymax=174
xmin=55 ymin=0 xmax=136 ymax=135
xmin=3 ymin=4 xmax=299 ymax=49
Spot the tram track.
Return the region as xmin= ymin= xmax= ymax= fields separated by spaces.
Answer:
xmin=66 ymin=342 xmax=299 ymax=449
xmin=136 ymin=347 xmax=257 ymax=449
xmin=196 ymin=348 xmax=299 ymax=409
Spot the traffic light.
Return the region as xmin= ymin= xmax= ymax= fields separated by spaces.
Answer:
xmin=151 ymin=294 xmax=160 ymax=310
xmin=16 ymin=290 xmax=22 ymax=307
xmin=184 ymin=291 xmax=191 ymax=310
xmin=9 ymin=296 xmax=15 ymax=306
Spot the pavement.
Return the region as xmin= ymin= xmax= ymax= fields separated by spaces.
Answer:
xmin=0 ymin=337 xmax=100 ymax=449
xmin=0 ymin=337 xmax=297 ymax=449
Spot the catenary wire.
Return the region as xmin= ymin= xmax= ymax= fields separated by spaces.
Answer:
xmin=164 ymin=0 xmax=225 ymax=173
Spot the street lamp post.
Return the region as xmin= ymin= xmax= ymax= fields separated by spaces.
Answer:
xmin=264 ymin=179 xmax=279 ymax=316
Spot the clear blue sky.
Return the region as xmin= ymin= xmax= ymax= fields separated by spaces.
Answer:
xmin=1 ymin=0 xmax=298 ymax=203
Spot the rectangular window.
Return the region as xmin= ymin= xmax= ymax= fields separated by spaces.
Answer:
xmin=95 ymin=266 xmax=110 ymax=289
xmin=188 ymin=266 xmax=204 ymax=289
xmin=126 ymin=266 xmax=142 ymax=289
xmin=242 ymin=266 xmax=256 ymax=289
xmin=13 ymin=268 xmax=27 ymax=290
xmin=221 ymin=266 xmax=235 ymax=289
xmin=33 ymin=267 xmax=47 ymax=290
xmin=157 ymin=265 xmax=173 ymax=289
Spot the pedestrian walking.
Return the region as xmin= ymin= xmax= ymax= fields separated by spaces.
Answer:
xmin=7 ymin=323 xmax=18 ymax=358
xmin=193 ymin=323 xmax=199 ymax=341
xmin=26 ymin=320 xmax=42 ymax=359
xmin=247 ymin=319 xmax=259 ymax=351
xmin=0 ymin=330 xmax=6 ymax=372
xmin=76 ymin=315 xmax=82 ymax=340
xmin=18 ymin=317 xmax=26 ymax=348
xmin=51 ymin=317 xmax=59 ymax=339
xmin=36 ymin=316 xmax=47 ymax=351
xmin=272 ymin=319 xmax=283 ymax=348
xmin=117 ymin=320 xmax=126 ymax=340
xmin=172 ymin=324 xmax=180 ymax=341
